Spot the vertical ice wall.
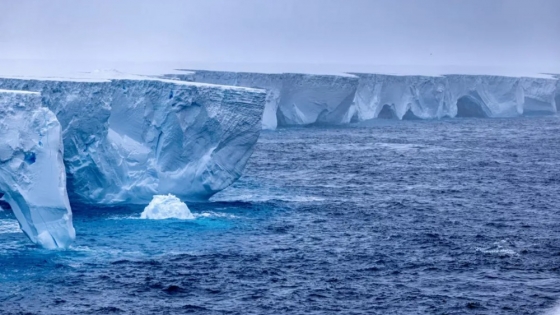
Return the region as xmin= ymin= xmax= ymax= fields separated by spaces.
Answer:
xmin=174 ymin=70 xmax=559 ymax=127
xmin=0 ymin=89 xmax=75 ymax=249
xmin=556 ymin=78 xmax=560 ymax=113
xmin=167 ymin=70 xmax=360 ymax=129
xmin=166 ymin=71 xmax=283 ymax=130
xmin=0 ymin=77 xmax=267 ymax=204
xmin=276 ymin=73 xmax=359 ymax=126
xmin=353 ymin=74 xmax=559 ymax=120
xmin=351 ymin=74 xmax=449 ymax=120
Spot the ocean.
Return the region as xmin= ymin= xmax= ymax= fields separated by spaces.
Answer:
xmin=1 ymin=116 xmax=559 ymax=314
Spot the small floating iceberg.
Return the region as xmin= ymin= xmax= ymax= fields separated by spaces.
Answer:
xmin=141 ymin=194 xmax=195 ymax=220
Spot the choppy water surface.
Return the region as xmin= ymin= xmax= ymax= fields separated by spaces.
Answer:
xmin=1 ymin=117 xmax=560 ymax=314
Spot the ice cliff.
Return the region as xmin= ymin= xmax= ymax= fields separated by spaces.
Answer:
xmin=165 ymin=70 xmax=359 ymax=129
xmin=352 ymin=74 xmax=557 ymax=119
xmin=0 ymin=76 xmax=267 ymax=205
xmin=0 ymin=90 xmax=75 ymax=249
xmin=168 ymin=70 xmax=559 ymax=128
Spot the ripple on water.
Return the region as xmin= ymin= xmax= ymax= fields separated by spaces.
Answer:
xmin=0 ymin=219 xmax=20 ymax=234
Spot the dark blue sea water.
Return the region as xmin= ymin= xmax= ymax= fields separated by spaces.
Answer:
xmin=1 ymin=117 xmax=560 ymax=315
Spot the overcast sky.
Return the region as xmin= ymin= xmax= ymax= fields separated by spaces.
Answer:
xmin=0 ymin=0 xmax=559 ymax=72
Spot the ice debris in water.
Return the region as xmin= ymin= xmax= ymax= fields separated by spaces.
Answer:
xmin=141 ymin=194 xmax=194 ymax=220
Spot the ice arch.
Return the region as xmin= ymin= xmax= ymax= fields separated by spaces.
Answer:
xmin=456 ymin=95 xmax=489 ymax=118
xmin=377 ymin=104 xmax=398 ymax=119
xmin=402 ymin=108 xmax=421 ymax=120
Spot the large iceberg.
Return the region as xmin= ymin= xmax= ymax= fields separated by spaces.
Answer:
xmin=336 ymin=73 xmax=559 ymax=121
xmin=166 ymin=70 xmax=359 ymax=129
xmin=351 ymin=74 xmax=449 ymax=120
xmin=0 ymin=89 xmax=75 ymax=249
xmin=168 ymin=70 xmax=559 ymax=127
xmin=166 ymin=71 xmax=284 ymax=130
xmin=0 ymin=75 xmax=267 ymax=205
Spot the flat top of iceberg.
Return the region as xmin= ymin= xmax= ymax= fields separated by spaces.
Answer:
xmin=179 ymin=69 xmax=359 ymax=78
xmin=0 ymin=59 xmax=557 ymax=80
xmin=0 ymin=89 xmax=40 ymax=95
xmin=0 ymin=69 xmax=266 ymax=93
xmin=174 ymin=63 xmax=559 ymax=79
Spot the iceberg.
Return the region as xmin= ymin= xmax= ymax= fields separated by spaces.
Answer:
xmin=166 ymin=70 xmax=359 ymax=129
xmin=351 ymin=74 xmax=449 ymax=120
xmin=0 ymin=89 xmax=75 ymax=249
xmin=141 ymin=194 xmax=194 ymax=220
xmin=168 ymin=70 xmax=559 ymax=127
xmin=352 ymin=74 xmax=559 ymax=120
xmin=166 ymin=71 xmax=284 ymax=130
xmin=0 ymin=74 xmax=267 ymax=205
xmin=276 ymin=73 xmax=359 ymax=126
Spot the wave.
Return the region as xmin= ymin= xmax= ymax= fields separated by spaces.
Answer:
xmin=211 ymin=193 xmax=325 ymax=203
xmin=0 ymin=219 xmax=21 ymax=234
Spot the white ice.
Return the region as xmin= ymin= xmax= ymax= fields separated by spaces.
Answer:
xmin=0 ymin=74 xmax=267 ymax=205
xmin=141 ymin=194 xmax=194 ymax=220
xmin=0 ymin=90 xmax=75 ymax=249
xmin=169 ymin=70 xmax=559 ymax=128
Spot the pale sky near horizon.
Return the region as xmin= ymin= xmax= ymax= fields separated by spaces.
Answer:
xmin=0 ymin=0 xmax=559 ymax=72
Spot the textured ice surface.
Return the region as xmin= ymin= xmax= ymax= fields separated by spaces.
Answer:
xmin=351 ymin=74 xmax=449 ymax=120
xmin=169 ymin=70 xmax=559 ymax=127
xmin=166 ymin=71 xmax=284 ymax=130
xmin=0 ymin=76 xmax=267 ymax=205
xmin=352 ymin=74 xmax=559 ymax=120
xmin=166 ymin=70 xmax=359 ymax=129
xmin=140 ymin=194 xmax=194 ymax=220
xmin=0 ymin=90 xmax=75 ymax=248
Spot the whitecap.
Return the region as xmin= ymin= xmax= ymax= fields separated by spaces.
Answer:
xmin=194 ymin=212 xmax=240 ymax=219
xmin=0 ymin=219 xmax=21 ymax=234
xmin=475 ymin=240 xmax=518 ymax=256
xmin=212 ymin=193 xmax=325 ymax=203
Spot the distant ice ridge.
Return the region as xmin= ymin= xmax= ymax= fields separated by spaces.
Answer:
xmin=167 ymin=70 xmax=559 ymax=128
xmin=351 ymin=74 xmax=559 ymax=119
xmin=0 ymin=74 xmax=267 ymax=205
xmin=141 ymin=194 xmax=194 ymax=220
xmin=0 ymin=90 xmax=75 ymax=249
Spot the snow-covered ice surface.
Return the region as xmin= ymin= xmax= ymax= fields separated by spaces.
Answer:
xmin=0 ymin=90 xmax=75 ymax=249
xmin=140 ymin=194 xmax=194 ymax=220
xmin=0 ymin=72 xmax=267 ymax=205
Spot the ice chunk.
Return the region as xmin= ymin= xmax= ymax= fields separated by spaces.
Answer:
xmin=0 ymin=76 xmax=267 ymax=205
xmin=0 ymin=90 xmax=75 ymax=249
xmin=141 ymin=194 xmax=194 ymax=220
